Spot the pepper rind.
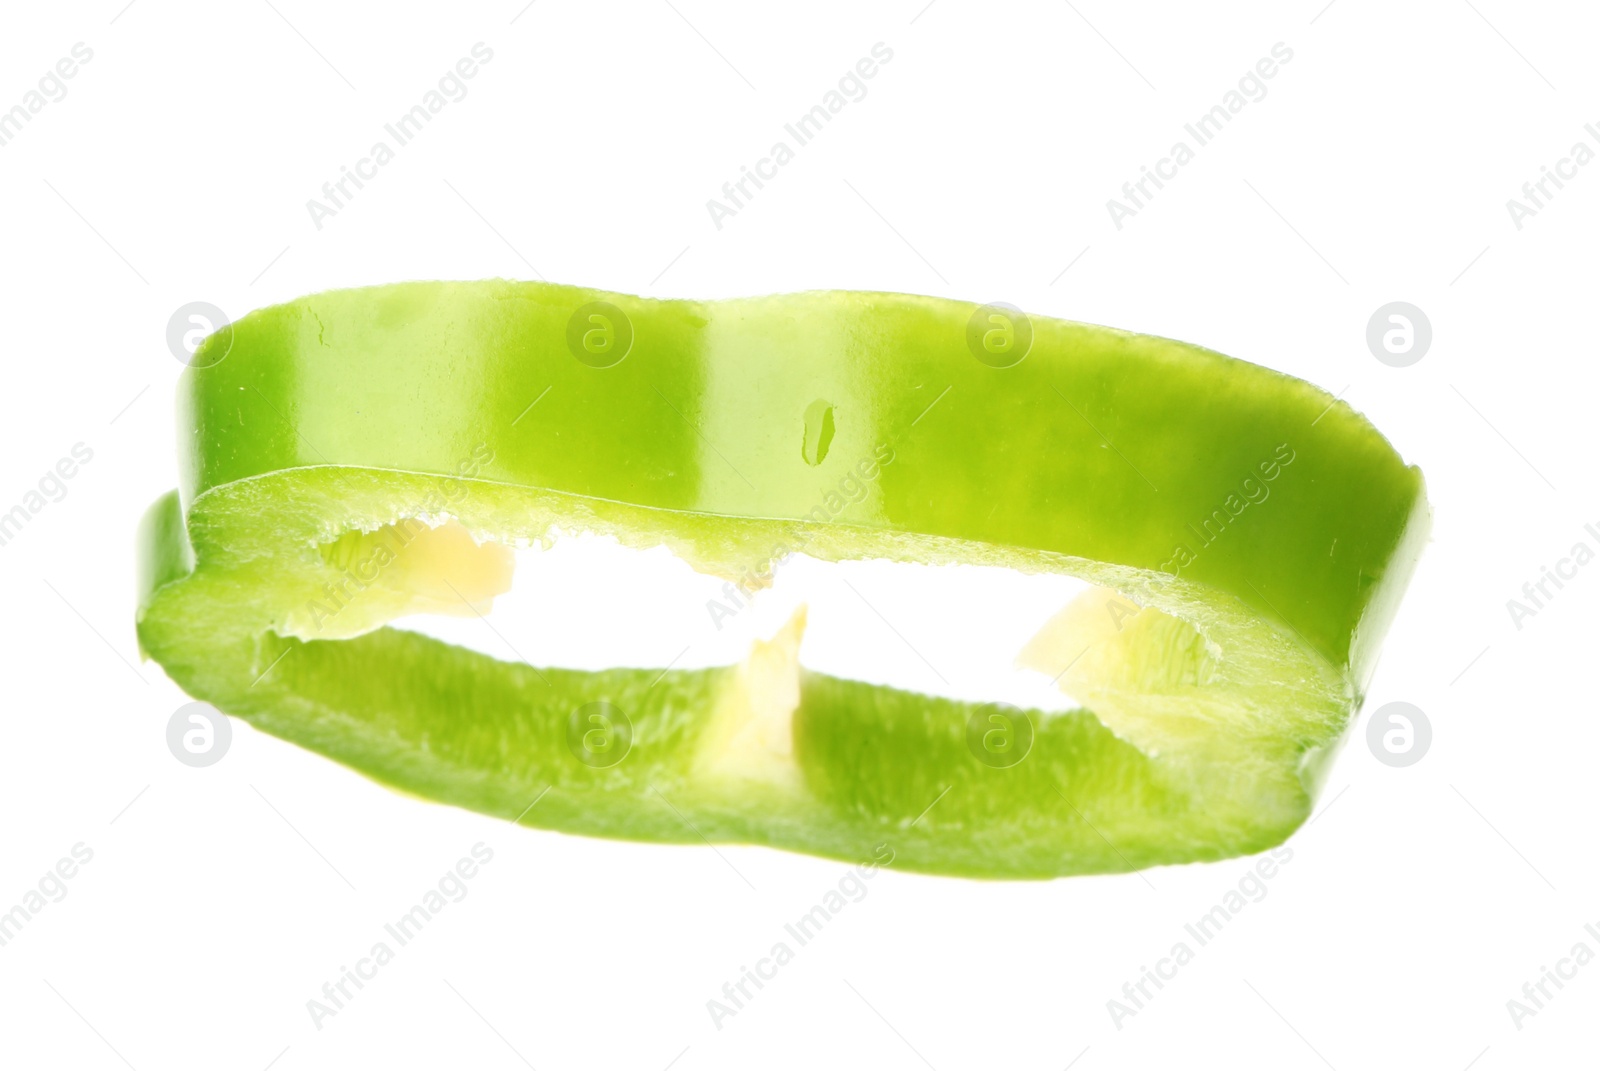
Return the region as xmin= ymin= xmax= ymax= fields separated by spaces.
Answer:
xmin=137 ymin=281 xmax=1429 ymax=878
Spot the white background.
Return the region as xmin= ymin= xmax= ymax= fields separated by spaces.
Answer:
xmin=1 ymin=1 xmax=1596 ymax=1068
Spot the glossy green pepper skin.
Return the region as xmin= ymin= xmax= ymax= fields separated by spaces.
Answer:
xmin=137 ymin=281 xmax=1429 ymax=878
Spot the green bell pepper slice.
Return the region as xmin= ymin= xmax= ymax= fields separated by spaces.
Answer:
xmin=136 ymin=281 xmax=1429 ymax=879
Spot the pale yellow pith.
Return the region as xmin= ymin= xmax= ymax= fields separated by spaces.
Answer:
xmin=694 ymin=606 xmax=807 ymax=787
xmin=283 ymin=519 xmax=515 ymax=640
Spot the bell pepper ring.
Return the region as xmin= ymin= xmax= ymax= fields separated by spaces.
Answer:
xmin=136 ymin=282 xmax=1429 ymax=879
